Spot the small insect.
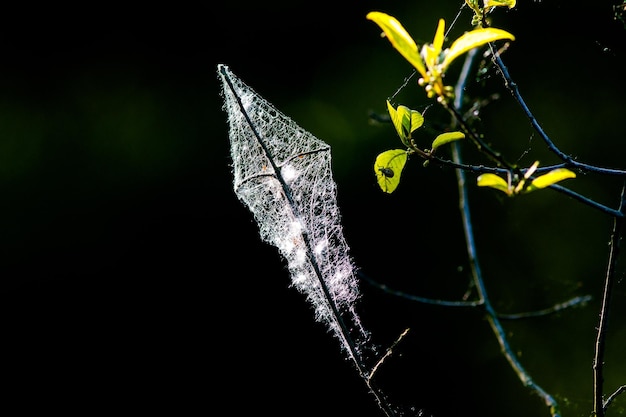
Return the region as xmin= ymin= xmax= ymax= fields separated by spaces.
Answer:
xmin=378 ymin=167 xmax=395 ymax=178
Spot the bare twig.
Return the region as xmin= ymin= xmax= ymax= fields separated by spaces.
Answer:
xmin=593 ymin=182 xmax=626 ymax=417
xmin=490 ymin=49 xmax=626 ymax=177
xmin=497 ymin=295 xmax=593 ymax=320
xmin=369 ymin=328 xmax=411 ymax=384
xmin=360 ymin=270 xmax=590 ymax=320
xmin=358 ymin=270 xmax=483 ymax=307
xmin=451 ymin=48 xmax=561 ymax=417
xmin=603 ymin=385 xmax=626 ymax=411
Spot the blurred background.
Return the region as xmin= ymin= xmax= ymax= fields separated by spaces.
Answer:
xmin=3 ymin=1 xmax=625 ymax=416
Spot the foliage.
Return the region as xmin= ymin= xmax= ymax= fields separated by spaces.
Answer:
xmin=368 ymin=9 xmax=575 ymax=195
xmin=362 ymin=3 xmax=625 ymax=417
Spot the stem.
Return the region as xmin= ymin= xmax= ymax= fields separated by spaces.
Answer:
xmin=604 ymin=385 xmax=626 ymax=411
xmin=498 ymin=295 xmax=593 ymax=320
xmin=445 ymin=102 xmax=515 ymax=170
xmin=358 ymin=270 xmax=484 ymax=307
xmin=592 ymin=182 xmax=626 ymax=417
xmin=491 ymin=51 xmax=626 ymax=177
xmin=548 ymin=184 xmax=624 ymax=218
xmin=452 ymin=49 xmax=560 ymax=417
xmin=422 ymin=153 xmax=623 ymax=218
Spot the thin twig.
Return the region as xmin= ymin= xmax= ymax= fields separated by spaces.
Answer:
xmin=358 ymin=270 xmax=483 ymax=307
xmin=369 ymin=328 xmax=411 ymax=384
xmin=497 ymin=295 xmax=592 ymax=320
xmin=548 ymin=184 xmax=624 ymax=218
xmin=490 ymin=50 xmax=626 ymax=177
xmin=423 ymin=154 xmax=623 ymax=218
xmin=593 ymin=182 xmax=626 ymax=417
xmin=445 ymin=102 xmax=515 ymax=170
xmin=360 ymin=270 xmax=590 ymax=319
xmin=603 ymin=385 xmax=626 ymax=411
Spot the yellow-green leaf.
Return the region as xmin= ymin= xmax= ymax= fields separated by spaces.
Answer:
xmin=431 ymin=131 xmax=465 ymax=151
xmin=524 ymin=169 xmax=576 ymax=193
xmin=374 ymin=149 xmax=408 ymax=193
xmin=423 ymin=19 xmax=445 ymax=69
xmin=477 ymin=173 xmax=510 ymax=194
xmin=366 ymin=12 xmax=427 ymax=78
xmin=387 ymin=101 xmax=424 ymax=147
xmin=485 ymin=0 xmax=516 ymax=9
xmin=441 ymin=28 xmax=515 ymax=70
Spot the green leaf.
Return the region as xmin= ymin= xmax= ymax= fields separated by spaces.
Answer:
xmin=386 ymin=101 xmax=424 ymax=147
xmin=366 ymin=12 xmax=427 ymax=78
xmin=524 ymin=169 xmax=576 ymax=193
xmin=374 ymin=149 xmax=408 ymax=193
xmin=477 ymin=173 xmax=510 ymax=194
xmin=485 ymin=0 xmax=516 ymax=9
xmin=441 ymin=28 xmax=515 ymax=70
xmin=431 ymin=131 xmax=465 ymax=151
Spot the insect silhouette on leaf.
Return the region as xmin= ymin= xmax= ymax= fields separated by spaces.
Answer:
xmin=374 ymin=149 xmax=408 ymax=193
xmin=378 ymin=167 xmax=395 ymax=178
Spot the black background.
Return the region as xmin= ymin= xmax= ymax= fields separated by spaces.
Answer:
xmin=3 ymin=1 xmax=625 ymax=416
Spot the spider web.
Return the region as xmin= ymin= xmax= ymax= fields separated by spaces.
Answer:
xmin=218 ymin=64 xmax=370 ymax=358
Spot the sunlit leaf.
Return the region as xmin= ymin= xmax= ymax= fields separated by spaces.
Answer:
xmin=423 ymin=19 xmax=445 ymax=69
xmin=524 ymin=169 xmax=576 ymax=193
xmin=366 ymin=12 xmax=427 ymax=78
xmin=441 ymin=28 xmax=515 ymax=70
xmin=374 ymin=149 xmax=408 ymax=193
xmin=477 ymin=173 xmax=510 ymax=194
xmin=387 ymin=101 xmax=424 ymax=147
xmin=485 ymin=0 xmax=516 ymax=9
xmin=431 ymin=131 xmax=465 ymax=151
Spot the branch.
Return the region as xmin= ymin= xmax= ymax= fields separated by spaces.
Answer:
xmin=423 ymin=155 xmax=623 ymax=218
xmin=445 ymin=101 xmax=515 ymax=170
xmin=548 ymin=184 xmax=624 ymax=218
xmin=452 ymin=49 xmax=561 ymax=417
xmin=491 ymin=49 xmax=626 ymax=177
xmin=593 ymin=182 xmax=626 ymax=417
xmin=497 ymin=295 xmax=592 ymax=320
xmin=369 ymin=328 xmax=411 ymax=384
xmin=360 ymin=270 xmax=591 ymax=320
xmin=604 ymin=385 xmax=626 ymax=412
xmin=358 ymin=270 xmax=483 ymax=307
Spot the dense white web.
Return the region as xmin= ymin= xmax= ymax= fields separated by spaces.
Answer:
xmin=218 ymin=64 xmax=370 ymax=356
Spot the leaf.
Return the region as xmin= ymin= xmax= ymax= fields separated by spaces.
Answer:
xmin=524 ymin=168 xmax=576 ymax=193
xmin=477 ymin=173 xmax=510 ymax=194
xmin=366 ymin=11 xmax=427 ymax=78
xmin=485 ymin=0 xmax=516 ymax=8
xmin=386 ymin=101 xmax=424 ymax=147
xmin=422 ymin=19 xmax=446 ymax=69
xmin=374 ymin=149 xmax=408 ymax=193
xmin=431 ymin=131 xmax=465 ymax=151
xmin=441 ymin=28 xmax=515 ymax=70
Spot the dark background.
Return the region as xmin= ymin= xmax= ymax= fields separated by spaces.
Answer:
xmin=3 ymin=1 xmax=625 ymax=416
